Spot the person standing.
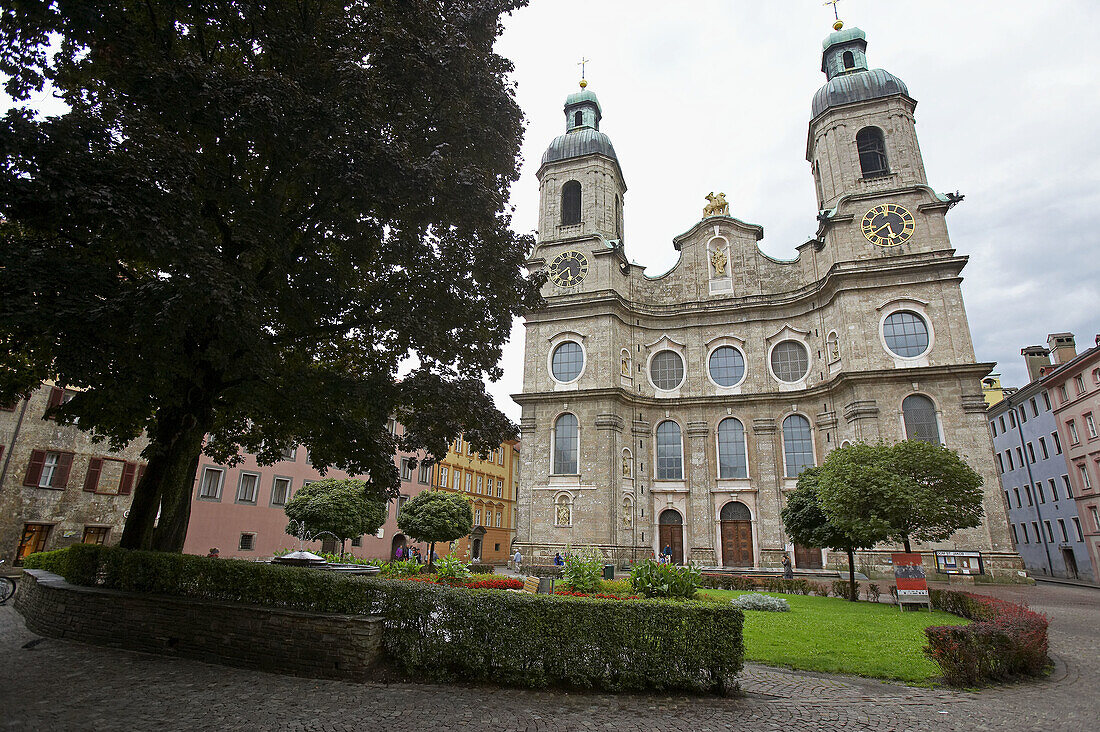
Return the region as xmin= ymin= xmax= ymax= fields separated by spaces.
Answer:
xmin=512 ymin=548 xmax=522 ymax=572
xmin=662 ymin=544 xmax=672 ymax=564
xmin=782 ymin=552 xmax=794 ymax=580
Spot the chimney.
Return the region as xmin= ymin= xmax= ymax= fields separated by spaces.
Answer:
xmin=1047 ymin=332 xmax=1077 ymax=365
xmin=1021 ymin=345 xmax=1051 ymax=382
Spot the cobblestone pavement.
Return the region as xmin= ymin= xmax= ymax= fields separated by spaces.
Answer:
xmin=1 ymin=582 xmax=1096 ymax=731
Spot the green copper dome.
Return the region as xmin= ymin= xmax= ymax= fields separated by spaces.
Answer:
xmin=812 ymin=26 xmax=910 ymax=118
xmin=541 ymin=85 xmax=619 ymax=167
xmin=822 ymin=26 xmax=866 ymax=50
xmin=564 ymin=87 xmax=602 ymax=115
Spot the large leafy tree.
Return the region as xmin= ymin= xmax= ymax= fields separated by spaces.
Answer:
xmin=284 ymin=478 xmax=387 ymax=557
xmin=396 ymin=489 xmax=472 ymax=566
xmin=814 ymin=441 xmax=985 ymax=554
xmin=782 ymin=466 xmax=888 ymax=601
xmin=0 ymin=1 xmax=540 ymax=551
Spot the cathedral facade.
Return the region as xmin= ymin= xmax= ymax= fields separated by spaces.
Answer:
xmin=513 ymin=25 xmax=1021 ymax=575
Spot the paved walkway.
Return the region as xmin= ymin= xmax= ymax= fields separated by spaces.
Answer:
xmin=1 ymin=582 xmax=1096 ymax=731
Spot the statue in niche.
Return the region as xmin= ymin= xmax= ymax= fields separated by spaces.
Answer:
xmin=620 ymin=352 xmax=630 ymax=376
xmin=622 ymin=452 xmax=632 ymax=477
xmin=711 ymin=247 xmax=728 ymax=277
xmin=827 ymin=332 xmax=840 ymax=361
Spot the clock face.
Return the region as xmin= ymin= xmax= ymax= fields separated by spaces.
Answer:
xmin=861 ymin=204 xmax=916 ymax=247
xmin=549 ymin=250 xmax=589 ymax=287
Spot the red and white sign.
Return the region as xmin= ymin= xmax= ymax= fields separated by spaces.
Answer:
xmin=892 ymin=552 xmax=930 ymax=606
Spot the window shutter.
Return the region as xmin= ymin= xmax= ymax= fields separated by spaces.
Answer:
xmin=53 ymin=451 xmax=74 ymax=488
xmin=119 ymin=462 xmax=137 ymax=495
xmin=83 ymin=457 xmax=103 ymax=492
xmin=45 ymin=386 xmax=63 ymax=417
xmin=23 ymin=449 xmax=47 ymax=486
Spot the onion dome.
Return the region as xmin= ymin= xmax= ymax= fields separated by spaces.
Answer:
xmin=811 ymin=26 xmax=910 ymax=118
xmin=541 ymin=83 xmax=619 ymax=166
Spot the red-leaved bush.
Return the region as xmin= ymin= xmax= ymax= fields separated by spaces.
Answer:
xmin=924 ymin=589 xmax=1049 ymax=686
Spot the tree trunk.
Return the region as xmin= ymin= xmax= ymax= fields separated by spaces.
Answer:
xmin=847 ymin=547 xmax=857 ymax=602
xmin=120 ymin=405 xmax=211 ymax=552
xmin=340 ymin=538 xmax=346 ymax=559
xmin=903 ymin=536 xmax=912 ymax=553
xmin=429 ymin=540 xmax=436 ymax=572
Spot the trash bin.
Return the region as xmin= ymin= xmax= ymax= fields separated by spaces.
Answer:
xmin=602 ymin=564 xmax=615 ymax=580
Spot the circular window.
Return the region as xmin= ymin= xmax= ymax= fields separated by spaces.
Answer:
xmin=551 ymin=341 xmax=584 ymax=382
xmin=708 ymin=346 xmax=745 ymax=387
xmin=770 ymin=341 xmax=809 ymax=382
xmin=650 ymin=350 xmax=685 ymax=390
xmin=883 ymin=311 xmax=930 ymax=357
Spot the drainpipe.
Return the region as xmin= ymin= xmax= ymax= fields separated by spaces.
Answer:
xmin=1014 ymin=403 xmax=1053 ymax=576
xmin=0 ymin=397 xmax=31 ymax=494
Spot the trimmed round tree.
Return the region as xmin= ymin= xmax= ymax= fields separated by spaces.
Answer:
xmin=397 ymin=490 xmax=473 ymax=566
xmin=283 ymin=479 xmax=386 ymax=557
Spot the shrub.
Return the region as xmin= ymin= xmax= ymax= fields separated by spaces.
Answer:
xmin=629 ymin=559 xmax=700 ymax=599
xmin=24 ymin=546 xmax=743 ymax=694
xmin=696 ymin=573 xmax=818 ymax=596
xmin=469 ymin=564 xmax=495 ymax=574
xmin=562 ymin=547 xmax=604 ymax=593
xmin=729 ymin=593 xmax=790 ymax=612
xmin=380 ymin=559 xmax=423 ymax=578
xmin=866 ymin=583 xmax=881 ymax=603
xmin=924 ymin=589 xmax=1049 ymax=686
xmin=433 ymin=554 xmax=472 ymax=582
xmin=810 ymin=582 xmax=831 ymax=597
xmin=831 ymin=579 xmax=858 ymax=601
xmin=600 ymin=579 xmax=635 ymax=597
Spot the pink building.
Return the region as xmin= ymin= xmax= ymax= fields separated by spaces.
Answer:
xmin=1044 ymin=333 xmax=1100 ymax=578
xmin=182 ymin=423 xmax=433 ymax=560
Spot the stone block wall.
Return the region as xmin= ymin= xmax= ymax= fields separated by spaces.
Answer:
xmin=15 ymin=569 xmax=384 ymax=681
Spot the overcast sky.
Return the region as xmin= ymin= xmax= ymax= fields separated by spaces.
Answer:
xmin=486 ymin=0 xmax=1100 ymax=421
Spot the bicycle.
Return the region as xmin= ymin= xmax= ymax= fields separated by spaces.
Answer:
xmin=0 ymin=559 xmax=16 ymax=605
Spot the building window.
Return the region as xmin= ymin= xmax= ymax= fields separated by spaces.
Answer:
xmin=497 ymin=479 xmax=503 ymax=497
xmin=1029 ymin=398 xmax=1038 ymax=418
xmin=1013 ymin=487 xmax=1021 ymax=507
xmin=999 ymin=415 xmax=1006 ymax=432
xmin=1031 ymin=522 xmax=1041 ymax=543
xmin=1043 ymin=521 xmax=1053 ymax=542
xmin=990 ymin=422 xmax=997 ymax=438
xmin=453 ymin=469 xmax=462 ymax=491
xmin=1020 ymin=524 xmax=1029 ymax=543
xmin=1059 ymin=385 xmax=1069 ymax=402
xmin=1009 ymin=411 xmax=1016 ymax=428
xmin=475 ymin=508 xmax=482 ymax=526
xmin=1027 ymin=443 xmax=1035 ymax=463
xmin=902 ymin=394 xmax=940 ymax=443
xmin=1080 ymin=465 xmax=1092 ymax=490
xmin=882 ymin=311 xmax=930 ymax=358
xmin=1006 ymin=451 xmax=1014 ymax=471
xmin=238 ymin=533 xmax=256 ymax=551
xmin=16 ymin=523 xmax=52 ymax=564
xmin=496 ymin=511 xmax=502 ymax=527
xmin=573 ymin=110 xmax=583 ymax=127
xmin=1091 ymin=506 xmax=1100 ymax=532
xmin=553 ymin=413 xmax=579 ymax=474
xmin=1072 ymin=517 xmax=1083 ymax=541
xmin=82 ymin=526 xmax=110 ymax=545
xmin=782 ymin=414 xmax=814 ymax=477
xmin=551 ymin=341 xmax=585 ymax=382
xmin=1058 ymin=519 xmax=1068 ymax=542
xmin=1020 ymin=408 xmax=1027 ymax=423
xmin=842 ymin=50 xmax=855 ymax=69
xmin=771 ymin=341 xmax=809 ymax=383
xmin=1074 ymin=375 xmax=1085 ymax=394
xmin=555 ymin=493 xmax=572 ymax=527
xmin=236 ymin=472 xmax=260 ymax=504
xmin=1024 ymin=485 xmax=1033 ymax=505
xmin=1062 ymin=474 xmax=1073 ymax=498
xmin=271 ymin=477 xmax=291 ymax=507
xmin=655 ymin=420 xmax=683 ymax=480
xmin=465 ymin=472 xmax=473 ymax=492
xmin=1036 ymin=482 xmax=1045 ymax=503
xmin=438 ymin=465 xmax=448 ymax=487
xmin=498 ymin=449 xmax=505 ymax=465
xmin=1086 ymin=413 xmax=1097 ymax=439
xmin=1016 ymin=447 xmax=1024 ymax=467
xmin=995 ymin=453 xmax=1004 ymax=474
xmin=198 ymin=467 xmax=225 ymax=500
xmin=1052 ymin=431 xmax=1062 ymax=454
xmin=561 ymin=180 xmax=581 ymax=225
xmin=1010 ymin=524 xmax=1019 ymax=545
xmin=24 ymin=450 xmax=73 ymax=489
xmin=650 ymin=350 xmax=685 ymax=390
xmin=477 ymin=475 xmax=484 ymax=494
xmin=455 ymin=436 xmax=463 ymax=454
xmin=1039 ymin=437 xmax=1049 ymax=460
xmin=351 ymin=536 xmax=362 ymax=547
xmin=281 ymin=445 xmax=296 ymax=461
xmin=1043 ymin=391 xmax=1052 ymax=410
xmin=856 ymin=126 xmax=889 ymax=177
xmin=708 ymin=346 xmax=746 ymax=387
xmin=717 ymin=418 xmax=748 ymax=479
xmin=1050 ymin=478 xmax=1059 ymax=501
xmin=1068 ymin=420 xmax=1080 ymax=445
xmin=418 ymin=462 xmax=431 ymax=484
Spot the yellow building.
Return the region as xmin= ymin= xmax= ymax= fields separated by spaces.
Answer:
xmin=982 ymin=374 xmax=1017 ymax=407
xmin=430 ymin=437 xmax=519 ymax=564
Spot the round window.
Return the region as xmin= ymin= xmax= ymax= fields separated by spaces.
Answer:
xmin=883 ymin=311 xmax=930 ymax=357
xmin=551 ymin=341 xmax=584 ymax=382
xmin=650 ymin=350 xmax=685 ymax=390
xmin=708 ymin=346 xmax=745 ymax=387
xmin=770 ymin=341 xmax=809 ymax=382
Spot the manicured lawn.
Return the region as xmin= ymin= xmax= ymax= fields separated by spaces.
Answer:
xmin=699 ymin=590 xmax=968 ymax=683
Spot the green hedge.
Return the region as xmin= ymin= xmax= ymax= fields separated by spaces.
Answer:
xmin=698 ymin=573 xmax=827 ymax=596
xmin=24 ymin=546 xmax=743 ymax=693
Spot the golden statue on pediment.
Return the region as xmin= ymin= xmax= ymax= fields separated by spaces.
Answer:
xmin=703 ymin=192 xmax=729 ymax=218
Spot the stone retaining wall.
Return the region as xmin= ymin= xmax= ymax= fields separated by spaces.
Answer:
xmin=15 ymin=569 xmax=384 ymax=681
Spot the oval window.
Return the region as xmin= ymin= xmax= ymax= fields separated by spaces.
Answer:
xmin=709 ymin=346 xmax=745 ymax=387
xmin=771 ymin=341 xmax=809 ymax=382
xmin=883 ymin=311 xmax=930 ymax=357
xmin=551 ymin=341 xmax=584 ymax=382
xmin=650 ymin=350 xmax=685 ymax=391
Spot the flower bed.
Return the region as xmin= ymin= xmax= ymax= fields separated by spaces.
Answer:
xmin=924 ymin=589 xmax=1049 ymax=686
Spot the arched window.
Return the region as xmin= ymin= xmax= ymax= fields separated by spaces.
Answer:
xmin=655 ymin=420 xmax=683 ymax=480
xmin=782 ymin=415 xmax=815 ymax=477
xmin=574 ymin=110 xmax=583 ymax=127
xmin=555 ymin=493 xmax=572 ymax=527
xmin=903 ymin=395 xmax=940 ymax=443
xmin=720 ymin=501 xmax=751 ymax=522
xmin=856 ymin=127 xmax=889 ymax=178
xmin=842 ymin=50 xmax=855 ymax=69
xmin=561 ymin=180 xmax=581 ymax=225
xmin=553 ymin=413 xmax=579 ymax=474
xmin=717 ymin=418 xmax=748 ymax=479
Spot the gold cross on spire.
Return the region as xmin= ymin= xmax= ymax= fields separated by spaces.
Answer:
xmin=578 ymin=57 xmax=590 ymax=88
xmin=823 ymin=0 xmax=844 ymax=30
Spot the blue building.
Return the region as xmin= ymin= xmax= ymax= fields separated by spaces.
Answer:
xmin=988 ymin=342 xmax=1093 ymax=581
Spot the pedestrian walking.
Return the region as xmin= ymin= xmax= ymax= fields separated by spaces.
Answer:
xmin=512 ymin=548 xmax=522 ymax=572
xmin=782 ymin=552 xmax=794 ymax=579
